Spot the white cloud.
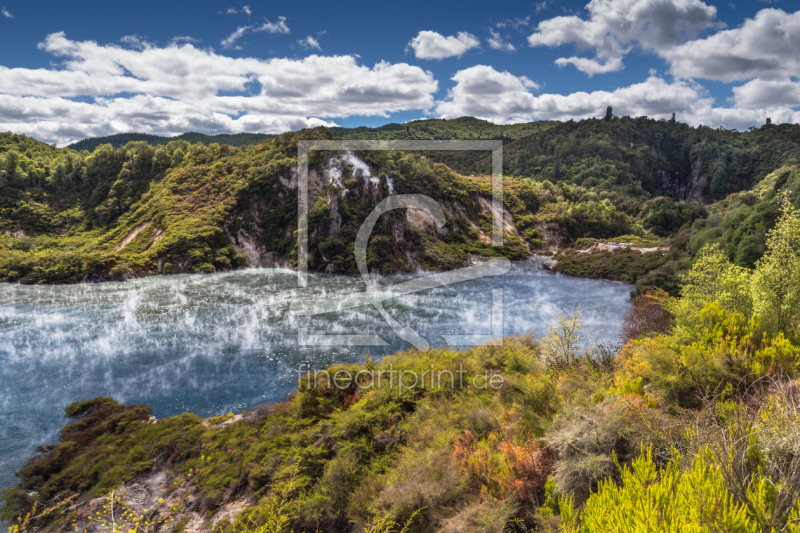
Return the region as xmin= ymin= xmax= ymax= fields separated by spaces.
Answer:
xmin=0 ymin=33 xmax=438 ymax=146
xmin=257 ymin=16 xmax=289 ymax=35
xmin=170 ymin=36 xmax=201 ymax=45
xmin=663 ymin=8 xmax=800 ymax=82
xmin=221 ymin=26 xmax=250 ymax=49
xmin=435 ymin=65 xmax=539 ymax=123
xmin=511 ymin=16 xmax=531 ymax=29
xmin=526 ymin=2 xmax=800 ymax=112
xmin=555 ymin=56 xmax=624 ymax=76
xmin=297 ymin=36 xmax=321 ymax=51
xmin=528 ymin=0 xmax=718 ymax=75
xmin=488 ymin=30 xmax=515 ymax=52
xmin=496 ymin=16 xmax=530 ymax=30
xmin=224 ymin=6 xmax=251 ymax=15
xmin=407 ymin=31 xmax=480 ymax=59
xmin=119 ymin=35 xmax=151 ymax=50
xmin=1 ymin=6 xmax=12 ymax=18
xmin=434 ymin=65 xmax=799 ymax=130
xmin=221 ymin=16 xmax=290 ymax=49
xmin=732 ymin=78 xmax=800 ymax=108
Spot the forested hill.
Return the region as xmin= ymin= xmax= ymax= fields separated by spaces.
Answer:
xmin=419 ymin=116 xmax=800 ymax=204
xmin=1 ymin=116 xmax=799 ymax=292
xmin=66 ymin=116 xmax=800 ymax=204
xmin=330 ymin=116 xmax=555 ymax=140
xmin=66 ymin=117 xmax=546 ymax=153
xmin=68 ymin=132 xmax=278 ymax=152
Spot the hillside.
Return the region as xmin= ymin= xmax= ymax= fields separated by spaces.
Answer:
xmin=68 ymin=132 xmax=278 ymax=152
xmin=0 ymin=129 xmax=534 ymax=284
xmin=331 ymin=116 xmax=555 ymax=141
xmin=1 ymin=116 xmax=800 ymax=294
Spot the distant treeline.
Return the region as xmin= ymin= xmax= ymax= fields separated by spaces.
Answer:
xmin=328 ymin=123 xmax=407 ymax=137
xmin=68 ymin=132 xmax=278 ymax=152
xmin=68 ymin=116 xmax=546 ymax=153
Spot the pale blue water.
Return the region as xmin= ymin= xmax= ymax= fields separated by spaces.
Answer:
xmin=0 ymin=260 xmax=632 ymax=493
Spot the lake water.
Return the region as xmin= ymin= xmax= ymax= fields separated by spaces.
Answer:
xmin=0 ymin=259 xmax=632 ymax=492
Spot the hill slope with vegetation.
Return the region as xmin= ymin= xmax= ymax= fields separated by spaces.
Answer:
xmin=68 ymin=132 xmax=278 ymax=152
xmin=0 ymin=128 xmax=534 ymax=284
xmin=5 ymin=201 xmax=800 ymax=532
xmin=2 ymin=116 xmax=800 ymax=295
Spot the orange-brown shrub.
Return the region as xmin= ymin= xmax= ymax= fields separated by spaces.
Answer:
xmin=619 ymin=289 xmax=671 ymax=345
xmin=453 ymin=429 xmax=557 ymax=514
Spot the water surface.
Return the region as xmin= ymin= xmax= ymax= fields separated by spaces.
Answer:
xmin=0 ymin=260 xmax=632 ymax=491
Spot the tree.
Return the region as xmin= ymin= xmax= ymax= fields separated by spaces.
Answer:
xmin=751 ymin=193 xmax=800 ymax=335
xmin=679 ymin=243 xmax=753 ymax=319
xmin=734 ymin=235 xmax=765 ymax=268
xmin=541 ymin=308 xmax=591 ymax=368
xmin=710 ymin=161 xmax=728 ymax=197
xmin=604 ymin=106 xmax=613 ymax=122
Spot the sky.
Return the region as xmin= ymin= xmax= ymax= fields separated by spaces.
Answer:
xmin=0 ymin=0 xmax=798 ymax=146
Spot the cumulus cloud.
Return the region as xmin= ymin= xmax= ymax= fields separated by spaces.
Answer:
xmin=527 ymin=0 xmax=718 ymax=75
xmin=407 ymin=31 xmax=480 ymax=59
xmin=527 ymin=2 xmax=800 ymax=112
xmin=435 ymin=65 xmax=799 ymax=130
xmin=297 ymin=36 xmax=321 ymax=51
xmin=0 ymin=32 xmax=438 ymax=145
xmin=732 ymin=78 xmax=800 ymax=108
xmin=488 ymin=30 xmax=515 ymax=52
xmin=221 ymin=16 xmax=290 ymax=49
xmin=435 ymin=65 xmax=539 ymax=123
xmin=663 ymin=8 xmax=800 ymax=83
xmin=1 ymin=6 xmax=12 ymax=18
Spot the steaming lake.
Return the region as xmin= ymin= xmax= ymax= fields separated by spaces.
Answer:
xmin=0 ymin=260 xmax=632 ymax=492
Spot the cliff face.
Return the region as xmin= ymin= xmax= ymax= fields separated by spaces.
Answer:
xmin=218 ymin=151 xmax=529 ymax=274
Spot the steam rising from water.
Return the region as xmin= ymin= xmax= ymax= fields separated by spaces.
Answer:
xmin=0 ymin=260 xmax=631 ymax=491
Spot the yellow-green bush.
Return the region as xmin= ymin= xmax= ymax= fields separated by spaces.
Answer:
xmin=566 ymin=447 xmax=774 ymax=533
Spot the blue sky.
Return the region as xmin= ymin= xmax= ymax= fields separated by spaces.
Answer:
xmin=0 ymin=0 xmax=798 ymax=145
